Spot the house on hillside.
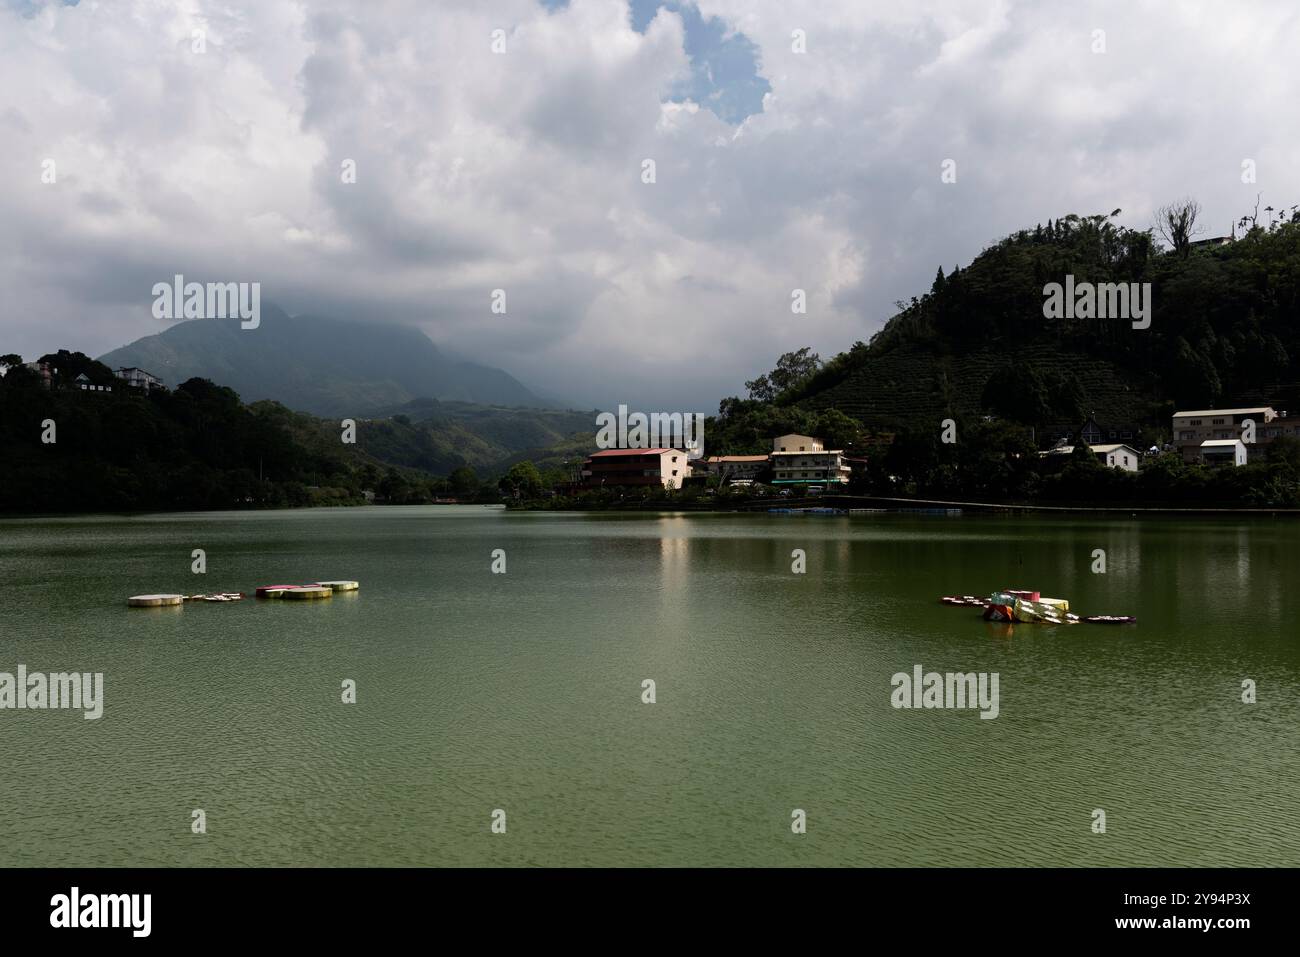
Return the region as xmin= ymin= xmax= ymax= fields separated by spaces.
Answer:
xmin=1048 ymin=414 xmax=1146 ymax=450
xmin=1172 ymin=407 xmax=1275 ymax=464
xmin=1080 ymin=414 xmax=1144 ymax=446
xmin=1198 ymin=439 xmax=1248 ymax=467
xmin=74 ymin=373 xmax=112 ymax=393
xmin=1260 ymin=413 xmax=1300 ymax=443
xmin=115 ymin=367 xmax=165 ymax=392
xmin=23 ymin=360 xmax=55 ymax=389
xmin=702 ymin=455 xmax=770 ymax=483
xmin=1038 ymin=444 xmax=1141 ymax=472
xmin=579 ymin=448 xmax=691 ymax=489
xmin=769 ymin=433 xmax=851 ymax=486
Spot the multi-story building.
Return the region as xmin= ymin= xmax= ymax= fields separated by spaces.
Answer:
xmin=115 ymin=367 xmax=165 ymax=392
xmin=1172 ymin=407 xmax=1276 ymax=463
xmin=702 ymin=455 xmax=770 ymax=482
xmin=580 ymin=448 xmax=692 ymax=489
xmin=1258 ymin=414 xmax=1300 ymax=443
xmin=22 ymin=360 xmax=55 ymax=389
xmin=769 ymin=433 xmax=850 ymax=486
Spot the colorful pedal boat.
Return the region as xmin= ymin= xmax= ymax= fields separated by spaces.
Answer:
xmin=983 ymin=594 xmax=1069 ymax=624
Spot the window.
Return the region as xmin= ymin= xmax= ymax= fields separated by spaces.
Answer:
xmin=1212 ymin=418 xmax=1224 ymax=425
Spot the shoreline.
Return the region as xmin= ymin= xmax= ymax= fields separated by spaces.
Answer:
xmin=513 ymin=493 xmax=1300 ymax=516
xmin=743 ymin=494 xmax=1300 ymax=516
xmin=6 ymin=496 xmax=1300 ymax=519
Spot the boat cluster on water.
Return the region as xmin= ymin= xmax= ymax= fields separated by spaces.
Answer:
xmin=940 ymin=588 xmax=1135 ymax=625
xmin=127 ymin=580 xmax=358 ymax=607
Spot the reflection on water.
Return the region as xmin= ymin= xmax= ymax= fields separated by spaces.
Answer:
xmin=0 ymin=506 xmax=1297 ymax=866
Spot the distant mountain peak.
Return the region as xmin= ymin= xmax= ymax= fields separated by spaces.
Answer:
xmin=97 ymin=306 xmax=551 ymax=416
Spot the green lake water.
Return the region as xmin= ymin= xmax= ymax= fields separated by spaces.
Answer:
xmin=1 ymin=506 xmax=1297 ymax=866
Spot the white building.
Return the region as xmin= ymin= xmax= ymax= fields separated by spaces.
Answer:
xmin=769 ymin=433 xmax=850 ymax=486
xmin=1173 ymin=407 xmax=1274 ymax=463
xmin=1199 ymin=438 xmax=1248 ymax=467
xmin=1094 ymin=443 xmax=1140 ymax=472
xmin=581 ymin=448 xmax=692 ymax=489
xmin=1039 ymin=443 xmax=1141 ymax=472
xmin=115 ymin=367 xmax=165 ymax=392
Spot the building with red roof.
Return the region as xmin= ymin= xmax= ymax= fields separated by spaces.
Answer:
xmin=580 ymin=448 xmax=692 ymax=489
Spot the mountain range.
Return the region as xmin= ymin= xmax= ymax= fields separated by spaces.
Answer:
xmin=97 ymin=305 xmax=549 ymax=416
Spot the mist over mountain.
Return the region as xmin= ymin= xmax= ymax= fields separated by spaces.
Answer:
xmin=97 ymin=305 xmax=552 ymax=416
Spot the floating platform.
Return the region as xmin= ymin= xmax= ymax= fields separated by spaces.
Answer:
xmin=132 ymin=582 xmax=357 ymax=605
xmin=255 ymin=585 xmax=300 ymax=598
xmin=127 ymin=594 xmax=183 ymax=608
xmin=280 ymin=585 xmax=332 ymax=600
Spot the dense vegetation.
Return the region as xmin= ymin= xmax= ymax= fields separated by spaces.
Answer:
xmin=691 ymin=202 xmax=1300 ymax=508
xmin=363 ymin=398 xmax=594 ymax=475
xmin=0 ymin=352 xmax=503 ymax=512
xmin=713 ymin=204 xmax=1300 ymax=449
xmin=863 ymin=422 xmax=1300 ymax=508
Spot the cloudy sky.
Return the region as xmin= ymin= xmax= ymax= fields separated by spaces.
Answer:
xmin=3 ymin=0 xmax=1298 ymax=410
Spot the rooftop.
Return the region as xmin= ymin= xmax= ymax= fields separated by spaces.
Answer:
xmin=771 ymin=448 xmax=843 ymax=455
xmin=1173 ymin=407 xmax=1273 ymax=418
xmin=588 ymin=448 xmax=677 ymax=458
xmin=1039 ymin=443 xmax=1137 ymax=456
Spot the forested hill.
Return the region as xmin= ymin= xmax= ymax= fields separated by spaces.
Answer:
xmin=0 ymin=354 xmax=587 ymax=513
xmin=0 ymin=360 xmax=369 ymax=512
xmin=716 ymin=207 xmax=1300 ymax=448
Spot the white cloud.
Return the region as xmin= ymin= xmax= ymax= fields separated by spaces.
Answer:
xmin=1 ymin=0 xmax=1298 ymax=411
